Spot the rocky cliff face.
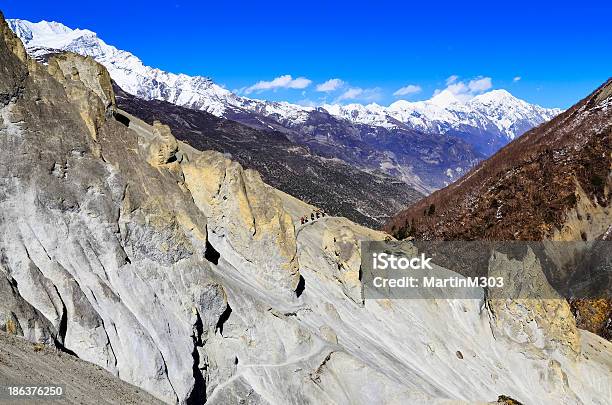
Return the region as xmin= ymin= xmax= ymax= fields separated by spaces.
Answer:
xmin=0 ymin=12 xmax=611 ymax=405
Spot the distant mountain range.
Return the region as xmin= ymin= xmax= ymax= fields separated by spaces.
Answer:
xmin=7 ymin=19 xmax=561 ymax=192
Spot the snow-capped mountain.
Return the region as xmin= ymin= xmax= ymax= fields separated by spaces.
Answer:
xmin=8 ymin=18 xmax=560 ymax=145
xmin=7 ymin=18 xmax=313 ymax=123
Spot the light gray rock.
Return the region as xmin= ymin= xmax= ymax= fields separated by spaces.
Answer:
xmin=0 ymin=266 xmax=56 ymax=344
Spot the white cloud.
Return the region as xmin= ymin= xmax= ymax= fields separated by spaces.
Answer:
xmin=244 ymin=75 xmax=312 ymax=94
xmin=337 ymin=88 xmax=363 ymax=101
xmin=393 ymin=84 xmax=422 ymax=97
xmin=334 ymin=87 xmax=382 ymax=103
xmin=316 ymin=78 xmax=344 ymax=92
xmin=467 ymin=77 xmax=492 ymax=92
xmin=513 ymin=76 xmax=522 ymax=82
xmin=433 ymin=75 xmax=493 ymax=102
xmin=446 ymin=75 xmax=459 ymax=85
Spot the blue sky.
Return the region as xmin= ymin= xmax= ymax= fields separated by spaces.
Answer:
xmin=3 ymin=0 xmax=611 ymax=108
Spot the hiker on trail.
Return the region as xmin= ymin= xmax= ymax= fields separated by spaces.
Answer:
xmin=311 ymin=213 xmax=315 ymax=221
xmin=316 ymin=211 xmax=320 ymax=219
xmin=300 ymin=217 xmax=305 ymax=225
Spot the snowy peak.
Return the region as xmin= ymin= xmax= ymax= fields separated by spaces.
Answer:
xmin=466 ymin=89 xmax=562 ymax=139
xmin=320 ymin=102 xmax=393 ymax=128
xmin=8 ymin=19 xmax=74 ymax=40
xmin=8 ymin=19 xmax=95 ymax=51
xmin=8 ymin=18 xmax=318 ymax=123
xmin=429 ymin=89 xmax=462 ymax=107
xmin=470 ymin=88 xmax=514 ymax=103
xmin=468 ymin=89 xmax=528 ymax=112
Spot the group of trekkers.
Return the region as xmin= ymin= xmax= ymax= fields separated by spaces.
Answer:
xmin=300 ymin=210 xmax=327 ymax=225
